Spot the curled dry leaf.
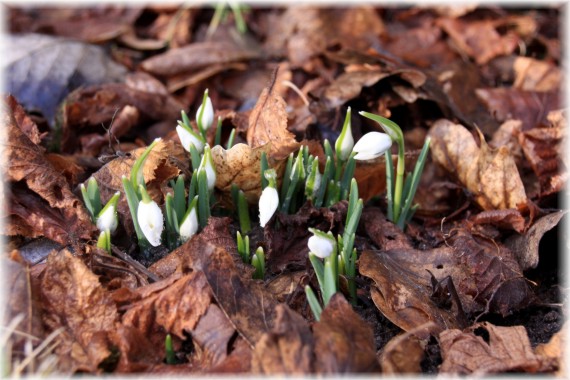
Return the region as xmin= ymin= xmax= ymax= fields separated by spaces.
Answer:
xmin=140 ymin=41 xmax=261 ymax=76
xmin=513 ymin=57 xmax=562 ymax=92
xmin=211 ymin=143 xmax=283 ymax=204
xmin=505 ymin=210 xmax=567 ymax=270
xmin=252 ymin=304 xmax=314 ymax=375
xmin=4 ymin=96 xmax=96 ymax=245
xmin=41 ymin=249 xmax=119 ymax=373
xmin=428 ymin=119 xmax=528 ymax=211
xmin=313 ymin=294 xmax=380 ymax=374
xmin=247 ymin=85 xmax=300 ymax=161
xmin=471 ymin=209 xmax=526 ymax=233
xmin=192 ymin=304 xmax=236 ymax=367
xmin=439 ymin=322 xmax=555 ymax=374
xmin=380 ymin=323 xmax=438 ymax=374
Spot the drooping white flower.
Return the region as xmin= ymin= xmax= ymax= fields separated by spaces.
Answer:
xmin=176 ymin=125 xmax=205 ymax=153
xmin=307 ymin=228 xmax=336 ymax=259
xmin=179 ymin=197 xmax=198 ymax=242
xmin=196 ymin=90 xmax=214 ymax=133
xmin=96 ymin=192 xmax=120 ymax=233
xmin=259 ymin=186 xmax=279 ymax=228
xmin=198 ymin=145 xmax=216 ymax=191
xmin=352 ymin=132 xmax=393 ymax=161
xmin=137 ymin=186 xmax=164 ymax=247
xmin=335 ymin=107 xmax=354 ymax=161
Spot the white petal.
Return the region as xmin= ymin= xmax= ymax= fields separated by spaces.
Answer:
xmin=307 ymin=235 xmax=334 ymax=258
xmin=204 ymin=162 xmax=216 ymax=190
xmin=179 ymin=208 xmax=198 ymax=241
xmin=196 ymin=97 xmax=214 ymax=131
xmin=96 ymin=205 xmax=117 ymax=233
xmin=352 ymin=132 xmax=392 ymax=161
xmin=338 ymin=126 xmax=354 ymax=161
xmin=137 ymin=200 xmax=164 ymax=247
xmin=259 ymin=187 xmax=279 ymax=227
xmin=176 ymin=126 xmax=204 ymax=153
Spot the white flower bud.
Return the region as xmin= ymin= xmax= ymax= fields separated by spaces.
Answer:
xmin=307 ymin=230 xmax=336 ymax=259
xmin=179 ymin=204 xmax=198 ymax=242
xmin=196 ymin=94 xmax=214 ymax=132
xmin=199 ymin=145 xmax=216 ymax=191
xmin=259 ymin=186 xmax=279 ymax=228
xmin=137 ymin=196 xmax=164 ymax=247
xmin=176 ymin=125 xmax=205 ymax=153
xmin=352 ymin=132 xmax=393 ymax=161
xmin=96 ymin=192 xmax=120 ymax=233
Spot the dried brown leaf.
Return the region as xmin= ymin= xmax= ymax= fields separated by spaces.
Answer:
xmin=41 ymin=249 xmax=118 ymax=373
xmin=439 ymin=322 xmax=554 ymax=374
xmin=380 ymin=323 xmax=437 ymax=374
xmin=247 ymin=86 xmax=300 ymax=161
xmin=192 ymin=304 xmax=236 ymax=367
xmin=429 ymin=119 xmax=528 ymax=211
xmin=513 ymin=57 xmax=562 ymax=92
xmin=4 ymin=96 xmax=96 ymax=245
xmin=471 ymin=209 xmax=526 ymax=233
xmin=140 ymin=41 xmax=261 ymax=76
xmin=535 ymin=322 xmax=567 ymax=377
xmin=505 ymin=210 xmax=567 ymax=270
xmin=476 ymin=88 xmax=560 ymax=130
xmin=252 ymin=304 xmax=314 ymax=375
xmin=313 ymin=294 xmax=380 ymax=373
xmin=438 ymin=18 xmax=518 ymax=65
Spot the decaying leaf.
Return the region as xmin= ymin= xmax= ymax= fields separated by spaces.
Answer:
xmin=535 ymin=322 xmax=567 ymax=377
xmin=429 ymin=119 xmax=528 ymax=211
xmin=513 ymin=57 xmax=562 ymax=92
xmin=140 ymin=41 xmax=261 ymax=76
xmin=505 ymin=210 xmax=567 ymax=270
xmin=380 ymin=323 xmax=437 ymax=374
xmin=192 ymin=304 xmax=236 ymax=367
xmin=247 ymin=85 xmax=300 ymax=161
xmin=4 ymin=96 xmax=96 ymax=245
xmin=41 ymin=249 xmax=119 ymax=373
xmin=252 ymin=304 xmax=314 ymax=375
xmin=211 ymin=143 xmax=283 ymax=204
xmin=313 ymin=294 xmax=380 ymax=373
xmin=439 ymin=322 xmax=555 ymax=374
xmin=471 ymin=209 xmax=526 ymax=233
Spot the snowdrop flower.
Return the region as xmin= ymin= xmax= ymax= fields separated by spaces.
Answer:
xmin=335 ymin=107 xmax=354 ymax=161
xmin=352 ymin=132 xmax=392 ymax=161
xmin=198 ymin=145 xmax=216 ymax=191
xmin=179 ymin=196 xmax=198 ymax=242
xmin=196 ymin=89 xmax=214 ymax=133
xmin=137 ymin=185 xmax=164 ymax=247
xmin=259 ymin=169 xmax=279 ymax=228
xmin=96 ymin=192 xmax=120 ymax=233
xmin=307 ymin=228 xmax=336 ymax=259
xmin=176 ymin=125 xmax=205 ymax=154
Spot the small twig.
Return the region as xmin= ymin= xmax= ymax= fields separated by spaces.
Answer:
xmin=111 ymin=246 xmax=160 ymax=283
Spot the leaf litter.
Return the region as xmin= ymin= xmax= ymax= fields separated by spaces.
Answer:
xmin=3 ymin=4 xmax=567 ymax=377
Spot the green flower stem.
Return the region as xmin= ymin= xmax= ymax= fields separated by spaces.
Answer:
xmin=385 ymin=151 xmax=394 ymax=222
xmin=121 ymin=176 xmax=150 ymax=252
xmin=165 ymin=334 xmax=176 ymax=365
xmin=97 ymin=230 xmax=111 ymax=254
xmin=237 ymin=189 xmax=251 ymax=234
xmin=131 ymin=138 xmax=161 ymax=192
xmin=165 ymin=194 xmax=179 ymax=250
xmin=189 ymin=143 xmax=201 ymax=171
xmin=173 ymin=175 xmax=186 ymax=223
xmin=340 ymin=154 xmax=356 ymax=201
xmin=305 ymin=285 xmax=323 ymax=321
xmin=393 ymin=142 xmax=405 ymax=223
xmin=314 ymin=156 xmax=333 ymax=208
xmin=308 ymin=253 xmax=325 ymax=292
xmin=322 ymin=260 xmax=336 ymax=306
xmin=226 ymin=128 xmax=236 ymax=149
xmin=214 ymin=116 xmax=222 ymax=146
xmin=260 ymin=152 xmax=269 ymax=190
xmin=197 ymin=168 xmax=211 ymax=228
xmin=252 ymin=247 xmax=265 ymax=279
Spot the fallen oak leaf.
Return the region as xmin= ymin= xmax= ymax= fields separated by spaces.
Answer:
xmin=428 ymin=119 xmax=528 ymax=211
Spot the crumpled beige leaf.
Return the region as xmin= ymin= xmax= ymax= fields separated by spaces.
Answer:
xmin=247 ymin=86 xmax=300 ymax=161
xmin=439 ymin=322 xmax=555 ymax=375
xmin=535 ymin=322 xmax=567 ymax=377
xmin=428 ymin=119 xmax=528 ymax=211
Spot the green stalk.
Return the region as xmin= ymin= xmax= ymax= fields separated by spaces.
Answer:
xmin=322 ymin=260 xmax=336 ymax=306
xmin=189 ymin=143 xmax=201 ymax=171
xmin=314 ymin=156 xmax=333 ymax=208
xmin=305 ymin=285 xmax=323 ymax=321
xmin=226 ymin=128 xmax=236 ymax=149
xmin=121 ymin=176 xmax=150 ymax=252
xmin=214 ymin=116 xmax=222 ymax=147
xmin=385 ymin=151 xmax=394 ymax=222
xmin=339 ymin=154 xmax=356 ymax=201
xmin=197 ymin=168 xmax=211 ymax=228
xmin=309 ymin=253 xmax=325 ymax=292
xmin=130 ymin=138 xmax=161 ymax=192
xmin=165 ymin=334 xmax=176 ymax=365
xmin=173 ymin=175 xmax=186 ymax=223
xmin=237 ymin=189 xmax=251 ymax=234
xmin=279 ymin=153 xmax=293 ymax=203
xmin=260 ymin=152 xmax=269 ymax=190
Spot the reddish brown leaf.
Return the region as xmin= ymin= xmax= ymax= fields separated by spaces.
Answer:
xmin=4 ymin=96 xmax=96 ymax=245
xmin=122 ymin=271 xmax=212 ymax=340
xmin=313 ymin=294 xmax=380 ymax=373
xmin=192 ymin=304 xmax=236 ymax=367
xmin=438 ymin=18 xmax=518 ymax=65
xmin=140 ymin=41 xmax=261 ymax=76
xmin=247 ymin=85 xmax=300 ymax=161
xmin=380 ymin=323 xmax=437 ymax=374
xmin=439 ymin=322 xmax=554 ymax=374
xmin=252 ymin=304 xmax=314 ymax=374
xmin=41 ymin=249 xmax=119 ymax=373
xmin=471 ymin=209 xmax=526 ymax=233
xmin=429 ymin=119 xmax=528 ymax=211
xmin=513 ymin=57 xmax=562 ymax=92
xmin=476 ymin=88 xmax=560 ymax=131
xmin=505 ymin=210 xmax=567 ymax=270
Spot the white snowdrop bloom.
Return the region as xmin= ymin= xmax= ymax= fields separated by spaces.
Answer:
xmin=96 ymin=192 xmax=120 ymax=233
xmin=137 ymin=197 xmax=164 ymax=247
xmin=176 ymin=125 xmax=205 ymax=153
xmin=307 ymin=231 xmax=335 ymax=259
xmin=352 ymin=132 xmax=392 ymax=161
xmin=259 ymin=186 xmax=279 ymax=228
xmin=199 ymin=145 xmax=217 ymax=191
xmin=179 ymin=204 xmax=198 ymax=242
xmin=196 ymin=94 xmax=214 ymax=132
